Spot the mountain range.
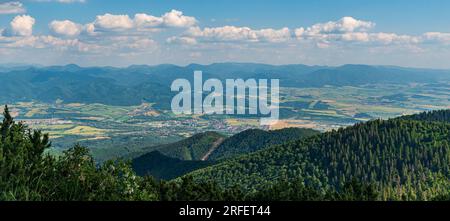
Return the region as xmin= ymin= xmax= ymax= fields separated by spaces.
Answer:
xmin=1 ymin=63 xmax=449 ymax=107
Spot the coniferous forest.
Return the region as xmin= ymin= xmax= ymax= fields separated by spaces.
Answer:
xmin=1 ymin=105 xmax=449 ymax=201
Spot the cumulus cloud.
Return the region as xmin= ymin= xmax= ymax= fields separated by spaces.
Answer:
xmin=295 ymin=17 xmax=374 ymax=39
xmin=88 ymin=10 xmax=197 ymax=33
xmin=84 ymin=23 xmax=96 ymax=35
xmin=134 ymin=10 xmax=197 ymax=29
xmin=164 ymin=16 xmax=436 ymax=50
xmin=134 ymin=13 xmax=163 ymax=29
xmin=93 ymin=13 xmax=134 ymax=31
xmin=160 ymin=9 xmax=197 ymax=28
xmin=7 ymin=15 xmax=35 ymax=36
xmin=255 ymin=27 xmax=291 ymax=42
xmin=0 ymin=1 xmax=26 ymax=14
xmin=1 ymin=10 xmax=196 ymax=55
xmin=2 ymin=35 xmax=92 ymax=52
xmin=107 ymin=37 xmax=158 ymax=52
xmin=311 ymin=16 xmax=374 ymax=34
xmin=187 ymin=26 xmax=258 ymax=42
xmin=172 ymin=26 xmax=291 ymax=43
xmin=293 ymin=16 xmax=423 ymax=46
xmin=125 ymin=38 xmax=157 ymax=50
xmin=167 ymin=36 xmax=197 ymax=45
xmin=423 ymin=32 xmax=450 ymax=44
xmin=340 ymin=32 xmax=370 ymax=42
xmin=50 ymin=20 xmax=83 ymax=37
xmin=168 ymin=17 xmax=381 ymax=46
xmin=369 ymin=33 xmax=420 ymax=44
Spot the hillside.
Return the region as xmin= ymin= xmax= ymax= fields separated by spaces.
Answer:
xmin=152 ymin=131 xmax=226 ymax=161
xmin=130 ymin=128 xmax=318 ymax=179
xmin=209 ymin=128 xmax=319 ymax=160
xmin=187 ymin=110 xmax=450 ymax=200
xmin=400 ymin=109 xmax=450 ymax=123
xmin=131 ymin=151 xmax=214 ymax=180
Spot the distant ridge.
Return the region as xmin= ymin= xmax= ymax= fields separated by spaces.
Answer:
xmin=1 ymin=63 xmax=449 ymax=106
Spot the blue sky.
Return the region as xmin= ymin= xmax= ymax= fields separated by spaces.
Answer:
xmin=1 ymin=0 xmax=450 ymax=68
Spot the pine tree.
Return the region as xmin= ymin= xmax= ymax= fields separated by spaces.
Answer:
xmin=1 ymin=105 xmax=13 ymax=140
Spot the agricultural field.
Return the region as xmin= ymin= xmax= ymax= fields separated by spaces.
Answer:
xmin=4 ymin=82 xmax=449 ymax=161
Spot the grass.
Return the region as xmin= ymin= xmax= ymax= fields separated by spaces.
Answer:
xmin=63 ymin=103 xmax=138 ymax=121
xmin=36 ymin=124 xmax=75 ymax=130
xmin=25 ymin=108 xmax=48 ymax=117
xmin=226 ymin=118 xmax=260 ymax=127
xmin=302 ymin=109 xmax=345 ymax=117
xmin=33 ymin=125 xmax=108 ymax=139
xmin=64 ymin=126 xmax=109 ymax=136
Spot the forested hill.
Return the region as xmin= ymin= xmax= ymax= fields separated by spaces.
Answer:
xmin=152 ymin=131 xmax=225 ymax=161
xmin=131 ymin=151 xmax=214 ymax=180
xmin=130 ymin=128 xmax=318 ymax=179
xmin=187 ymin=110 xmax=450 ymax=200
xmin=209 ymin=128 xmax=319 ymax=160
xmin=400 ymin=109 xmax=450 ymax=123
xmin=133 ymin=128 xmax=318 ymax=162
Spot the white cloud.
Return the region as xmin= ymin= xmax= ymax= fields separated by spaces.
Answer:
xmin=314 ymin=16 xmax=374 ymax=34
xmin=84 ymin=23 xmax=96 ymax=35
xmin=109 ymin=37 xmax=158 ymax=52
xmin=134 ymin=13 xmax=163 ymax=29
xmin=50 ymin=20 xmax=83 ymax=37
xmin=93 ymin=13 xmax=134 ymax=31
xmin=423 ymin=32 xmax=450 ymax=44
xmin=187 ymin=26 xmax=258 ymax=42
xmin=37 ymin=35 xmax=82 ymax=49
xmin=369 ymin=33 xmax=420 ymax=44
xmin=89 ymin=10 xmax=197 ymax=33
xmin=170 ymin=17 xmax=377 ymax=46
xmin=177 ymin=26 xmax=291 ymax=43
xmin=293 ymin=17 xmax=423 ymax=46
xmin=9 ymin=15 xmax=35 ymax=36
xmin=160 ymin=9 xmax=197 ymax=28
xmin=2 ymin=34 xmax=102 ymax=53
xmin=167 ymin=36 xmax=197 ymax=45
xmin=2 ymin=35 xmax=39 ymax=48
xmin=340 ymin=32 xmax=370 ymax=42
xmin=295 ymin=17 xmax=374 ymax=39
xmin=0 ymin=1 xmax=26 ymax=14
xmin=126 ymin=38 xmax=157 ymax=50
xmin=134 ymin=10 xmax=197 ymax=29
xmin=254 ymin=27 xmax=291 ymax=43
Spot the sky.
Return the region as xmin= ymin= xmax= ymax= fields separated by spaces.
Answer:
xmin=1 ymin=0 xmax=450 ymax=68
